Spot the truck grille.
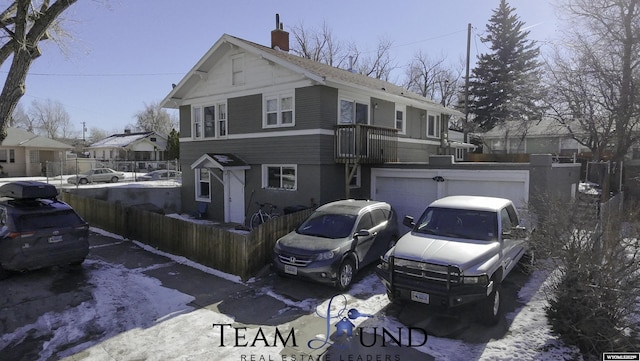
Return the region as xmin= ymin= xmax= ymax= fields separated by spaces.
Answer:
xmin=278 ymin=252 xmax=313 ymax=267
xmin=393 ymin=258 xmax=461 ymax=284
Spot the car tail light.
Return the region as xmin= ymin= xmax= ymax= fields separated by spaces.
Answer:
xmin=8 ymin=231 xmax=35 ymax=239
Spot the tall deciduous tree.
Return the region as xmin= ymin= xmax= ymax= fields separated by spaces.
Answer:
xmin=547 ymin=0 xmax=640 ymax=161
xmin=0 ymin=0 xmax=78 ymax=141
xmin=133 ymin=101 xmax=177 ymax=136
xmin=29 ymin=98 xmax=75 ymax=139
xmin=468 ymin=0 xmax=544 ymax=131
xmin=405 ymin=51 xmax=463 ymax=107
xmin=290 ymin=21 xmax=396 ymax=80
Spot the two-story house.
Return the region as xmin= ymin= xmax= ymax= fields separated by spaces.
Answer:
xmin=161 ymin=17 xmax=463 ymax=224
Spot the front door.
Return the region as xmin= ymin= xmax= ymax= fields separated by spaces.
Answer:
xmin=224 ymin=169 xmax=245 ymax=224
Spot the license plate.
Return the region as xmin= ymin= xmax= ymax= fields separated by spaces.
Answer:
xmin=284 ymin=265 xmax=298 ymax=275
xmin=410 ymin=291 xmax=430 ymax=304
xmin=48 ymin=235 xmax=63 ymax=243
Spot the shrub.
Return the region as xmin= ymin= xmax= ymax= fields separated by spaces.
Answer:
xmin=531 ymin=193 xmax=640 ymax=358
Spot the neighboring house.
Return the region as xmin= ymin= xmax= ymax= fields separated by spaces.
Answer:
xmin=161 ymin=17 xmax=464 ymax=224
xmin=447 ymin=129 xmax=477 ymax=161
xmin=0 ymin=127 xmax=73 ymax=177
xmin=480 ymin=119 xmax=591 ymax=157
xmin=87 ymin=130 xmax=168 ymax=170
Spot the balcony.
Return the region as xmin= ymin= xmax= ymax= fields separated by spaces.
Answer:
xmin=334 ymin=124 xmax=398 ymax=164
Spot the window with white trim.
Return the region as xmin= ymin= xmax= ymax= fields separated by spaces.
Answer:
xmin=195 ymin=168 xmax=211 ymax=201
xmin=193 ymin=102 xmax=228 ymax=139
xmin=263 ymin=165 xmax=297 ymax=190
xmin=217 ymin=103 xmax=227 ymax=137
xmin=395 ymin=106 xmax=405 ymax=134
xmin=193 ymin=106 xmax=202 ymax=139
xmin=0 ymin=150 xmax=6 ymax=163
xmin=339 ymin=99 xmax=369 ymax=124
xmin=427 ymin=114 xmax=440 ymax=138
xmin=264 ymin=94 xmax=294 ymax=127
xmin=455 ymin=148 xmax=465 ymax=161
xmin=232 ymin=55 xmax=244 ymax=86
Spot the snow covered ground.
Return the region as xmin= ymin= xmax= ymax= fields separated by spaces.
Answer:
xmin=0 ymin=176 xmax=588 ymax=359
xmin=0 ymin=226 xmax=585 ymax=361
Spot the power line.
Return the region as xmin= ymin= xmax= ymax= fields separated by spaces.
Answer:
xmin=0 ymin=71 xmax=184 ymax=77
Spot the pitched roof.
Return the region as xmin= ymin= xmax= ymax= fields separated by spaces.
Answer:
xmin=1 ymin=127 xmax=73 ymax=149
xmin=162 ymin=34 xmax=462 ymax=116
xmin=88 ymin=131 xmax=159 ymax=148
xmin=481 ymin=119 xmax=579 ymax=139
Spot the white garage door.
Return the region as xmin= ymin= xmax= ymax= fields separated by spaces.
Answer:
xmin=375 ymin=175 xmax=439 ymax=222
xmin=372 ymin=168 xmax=530 ymax=229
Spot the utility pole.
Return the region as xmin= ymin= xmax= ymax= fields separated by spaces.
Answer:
xmin=464 ymin=23 xmax=471 ymax=144
xmin=81 ymin=121 xmax=86 ymax=144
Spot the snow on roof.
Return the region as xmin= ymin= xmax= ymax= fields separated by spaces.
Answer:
xmin=89 ymin=132 xmax=154 ymax=148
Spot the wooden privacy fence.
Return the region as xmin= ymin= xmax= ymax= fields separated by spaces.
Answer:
xmin=60 ymin=191 xmax=314 ymax=280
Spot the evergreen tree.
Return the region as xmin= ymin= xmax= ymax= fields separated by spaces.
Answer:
xmin=468 ymin=0 xmax=543 ymax=131
xmin=166 ymin=129 xmax=180 ymax=160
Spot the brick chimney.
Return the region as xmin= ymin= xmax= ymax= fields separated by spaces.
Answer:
xmin=271 ymin=14 xmax=289 ymax=52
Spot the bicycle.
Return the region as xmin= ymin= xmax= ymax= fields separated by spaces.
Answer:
xmin=249 ymin=202 xmax=279 ymax=229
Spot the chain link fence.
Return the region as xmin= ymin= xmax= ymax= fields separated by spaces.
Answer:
xmin=45 ymin=158 xmax=181 ymax=180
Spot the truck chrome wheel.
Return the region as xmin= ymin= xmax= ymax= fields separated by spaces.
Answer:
xmin=480 ymin=283 xmax=501 ymax=326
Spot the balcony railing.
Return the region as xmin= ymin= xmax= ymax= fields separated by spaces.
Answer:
xmin=334 ymin=124 xmax=398 ymax=164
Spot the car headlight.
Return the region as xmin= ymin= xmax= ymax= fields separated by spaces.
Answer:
xmin=378 ymin=250 xmax=394 ymax=271
xmin=462 ymin=275 xmax=489 ymax=285
xmin=316 ymin=248 xmax=339 ymax=261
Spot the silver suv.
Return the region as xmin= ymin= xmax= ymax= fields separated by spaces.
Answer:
xmin=272 ymin=200 xmax=399 ymax=290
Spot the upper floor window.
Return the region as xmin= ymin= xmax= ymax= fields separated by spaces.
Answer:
xmin=193 ymin=106 xmax=202 ymax=138
xmin=263 ymin=164 xmax=297 ymax=190
xmin=193 ymin=102 xmax=228 ymax=139
xmin=395 ymin=106 xmax=405 ymax=134
xmin=339 ymin=99 xmax=368 ymax=124
xmin=427 ymin=114 xmax=440 ymax=138
xmin=264 ymin=94 xmax=294 ymax=128
xmin=232 ymin=55 xmax=244 ymax=86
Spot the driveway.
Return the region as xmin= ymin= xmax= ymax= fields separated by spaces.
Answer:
xmin=0 ymin=229 xmax=574 ymax=361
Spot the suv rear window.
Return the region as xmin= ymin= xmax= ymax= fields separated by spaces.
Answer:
xmin=15 ymin=210 xmax=84 ymax=231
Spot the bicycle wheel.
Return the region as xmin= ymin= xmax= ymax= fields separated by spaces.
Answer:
xmin=250 ymin=213 xmax=263 ymax=229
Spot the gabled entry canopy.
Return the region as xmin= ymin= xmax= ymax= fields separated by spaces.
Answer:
xmin=190 ymin=153 xmax=250 ymax=170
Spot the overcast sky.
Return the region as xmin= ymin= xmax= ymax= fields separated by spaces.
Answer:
xmin=3 ymin=0 xmax=560 ymax=137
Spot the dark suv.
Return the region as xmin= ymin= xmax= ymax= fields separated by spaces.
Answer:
xmin=0 ymin=181 xmax=90 ymax=278
xmin=272 ymin=199 xmax=399 ymax=290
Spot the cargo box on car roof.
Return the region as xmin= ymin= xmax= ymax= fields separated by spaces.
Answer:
xmin=0 ymin=181 xmax=58 ymax=199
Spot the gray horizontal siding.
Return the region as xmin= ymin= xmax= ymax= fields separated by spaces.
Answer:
xmin=180 ymin=134 xmax=335 ymax=166
xmin=397 ymin=141 xmax=440 ymax=163
xmin=226 ymin=85 xmax=338 ymax=135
